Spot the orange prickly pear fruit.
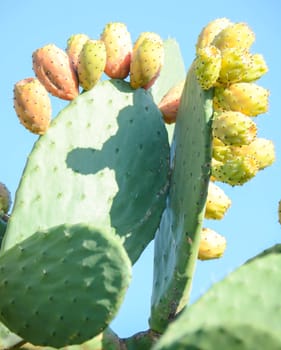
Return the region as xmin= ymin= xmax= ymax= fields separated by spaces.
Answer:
xmin=130 ymin=32 xmax=164 ymax=90
xmin=194 ymin=45 xmax=222 ymax=90
xmin=66 ymin=33 xmax=90 ymax=71
xmin=101 ymin=22 xmax=132 ymax=79
xmin=196 ymin=17 xmax=232 ymax=51
xmin=212 ymin=22 xmax=255 ymax=51
xmin=205 ymin=182 xmax=231 ymax=220
xmin=212 ymin=110 xmax=257 ymax=146
xmin=77 ymin=39 xmax=107 ymax=91
xmin=32 ymin=44 xmax=79 ymax=100
xmin=218 ymin=49 xmax=268 ymax=85
xmin=213 ymin=83 xmax=269 ymax=116
xmin=0 ymin=183 xmax=12 ymax=215
xmin=158 ymin=80 xmax=185 ymax=124
xmin=13 ymin=78 xmax=51 ymax=135
xmin=198 ymin=228 xmax=227 ymax=260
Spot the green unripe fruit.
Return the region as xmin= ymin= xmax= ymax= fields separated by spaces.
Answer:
xmin=212 ymin=110 xmax=257 ymax=146
xmin=66 ymin=33 xmax=90 ymax=71
xmin=0 ymin=183 xmax=11 ymax=214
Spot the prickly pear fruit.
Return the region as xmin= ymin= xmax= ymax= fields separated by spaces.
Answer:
xmin=0 ymin=183 xmax=11 ymax=215
xmin=211 ymin=154 xmax=259 ymax=186
xmin=101 ymin=22 xmax=132 ymax=79
xmin=194 ymin=45 xmax=221 ymax=90
xmin=213 ymin=83 xmax=269 ymax=116
xmin=196 ymin=17 xmax=232 ymax=51
xmin=233 ymin=138 xmax=275 ymax=170
xmin=133 ymin=32 xmax=163 ymax=51
xmin=66 ymin=33 xmax=90 ymax=71
xmin=205 ymin=182 xmax=231 ymax=220
xmin=218 ymin=49 xmax=268 ymax=85
xmin=32 ymin=44 xmax=79 ymax=100
xmin=158 ymin=80 xmax=185 ymax=124
xmin=212 ymin=22 xmax=255 ymax=51
xmin=13 ymin=78 xmax=51 ymax=134
xmin=198 ymin=228 xmax=226 ymax=260
xmin=77 ymin=39 xmax=107 ymax=90
xmin=212 ymin=110 xmax=257 ymax=145
xmin=130 ymin=33 xmax=164 ymax=89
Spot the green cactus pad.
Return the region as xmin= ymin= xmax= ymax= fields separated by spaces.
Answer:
xmin=0 ymin=223 xmax=131 ymax=347
xmin=2 ymin=79 xmax=169 ymax=264
xmin=152 ymin=248 xmax=281 ymax=349
xmin=150 ymin=63 xmax=213 ymax=332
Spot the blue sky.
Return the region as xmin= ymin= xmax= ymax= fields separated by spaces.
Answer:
xmin=1 ymin=0 xmax=280 ymax=339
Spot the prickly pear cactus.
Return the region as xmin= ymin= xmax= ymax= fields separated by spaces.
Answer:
xmin=0 ymin=17 xmax=278 ymax=350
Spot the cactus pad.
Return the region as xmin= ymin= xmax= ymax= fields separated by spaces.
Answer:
xmin=0 ymin=223 xmax=131 ymax=347
xmin=2 ymin=79 xmax=170 ymax=264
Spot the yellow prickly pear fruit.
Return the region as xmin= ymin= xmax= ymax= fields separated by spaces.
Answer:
xmin=198 ymin=228 xmax=227 ymax=260
xmin=196 ymin=17 xmax=232 ymax=51
xmin=66 ymin=33 xmax=90 ymax=71
xmin=194 ymin=45 xmax=222 ymax=90
xmin=77 ymin=39 xmax=107 ymax=91
xmin=158 ymin=80 xmax=185 ymax=124
xmin=32 ymin=44 xmax=79 ymax=100
xmin=213 ymin=83 xmax=269 ymax=116
xmin=205 ymin=182 xmax=231 ymax=220
xmin=212 ymin=22 xmax=255 ymax=51
xmin=211 ymin=154 xmax=259 ymax=186
xmin=218 ymin=49 xmax=268 ymax=85
xmin=212 ymin=110 xmax=257 ymax=146
xmin=130 ymin=32 xmax=164 ymax=89
xmin=101 ymin=22 xmax=132 ymax=79
xmin=13 ymin=78 xmax=51 ymax=135
xmin=0 ymin=183 xmax=12 ymax=215
xmin=234 ymin=138 xmax=275 ymax=170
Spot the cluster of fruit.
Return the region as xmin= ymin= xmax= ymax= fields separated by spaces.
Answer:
xmin=13 ymin=22 xmax=164 ymax=135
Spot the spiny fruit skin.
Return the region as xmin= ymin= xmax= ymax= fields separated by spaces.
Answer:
xmin=158 ymin=80 xmax=185 ymax=124
xmin=101 ymin=22 xmax=132 ymax=79
xmin=77 ymin=39 xmax=107 ymax=90
xmin=66 ymin=33 xmax=90 ymax=71
xmin=196 ymin=17 xmax=232 ymax=51
xmin=198 ymin=228 xmax=226 ymax=260
xmin=218 ymin=48 xmax=268 ymax=85
xmin=211 ymin=154 xmax=259 ymax=186
xmin=205 ymin=182 xmax=231 ymax=220
xmin=32 ymin=44 xmax=79 ymax=100
xmin=212 ymin=22 xmax=255 ymax=51
xmin=13 ymin=78 xmax=51 ymax=135
xmin=212 ymin=110 xmax=257 ymax=146
xmin=194 ymin=45 xmax=222 ymax=90
xmin=213 ymin=83 xmax=269 ymax=116
xmin=0 ymin=183 xmax=11 ymax=214
xmin=130 ymin=33 xmax=164 ymax=90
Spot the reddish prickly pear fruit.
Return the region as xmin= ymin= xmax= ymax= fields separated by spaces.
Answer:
xmin=212 ymin=110 xmax=257 ymax=146
xmin=0 ymin=183 xmax=12 ymax=215
xmin=195 ymin=45 xmax=222 ymax=90
xmin=130 ymin=33 xmax=164 ymax=90
xmin=32 ymin=44 xmax=79 ymax=100
xmin=205 ymin=182 xmax=231 ymax=220
xmin=101 ymin=22 xmax=132 ymax=79
xmin=218 ymin=49 xmax=268 ymax=85
xmin=212 ymin=22 xmax=255 ymax=51
xmin=196 ymin=17 xmax=232 ymax=51
xmin=66 ymin=33 xmax=90 ymax=71
xmin=198 ymin=228 xmax=226 ymax=260
xmin=77 ymin=39 xmax=107 ymax=91
xmin=158 ymin=80 xmax=185 ymax=124
xmin=213 ymin=83 xmax=269 ymax=116
xmin=13 ymin=78 xmax=51 ymax=135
